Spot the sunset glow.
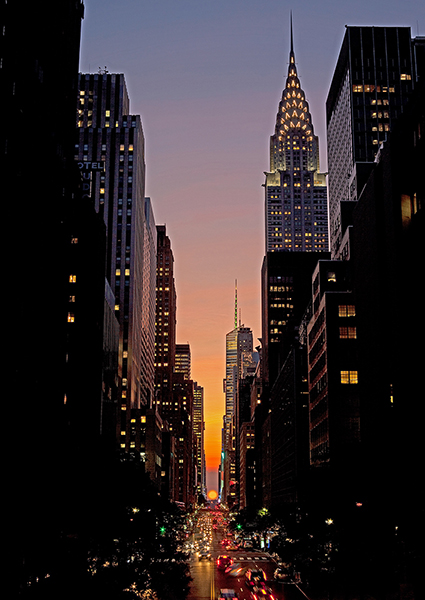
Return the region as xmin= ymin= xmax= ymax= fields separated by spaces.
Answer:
xmin=78 ymin=0 xmax=424 ymax=496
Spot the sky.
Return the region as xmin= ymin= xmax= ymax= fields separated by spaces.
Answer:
xmin=78 ymin=0 xmax=424 ymax=492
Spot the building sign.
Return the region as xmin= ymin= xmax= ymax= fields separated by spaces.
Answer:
xmin=77 ymin=161 xmax=105 ymax=172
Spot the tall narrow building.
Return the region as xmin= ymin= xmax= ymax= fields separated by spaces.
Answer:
xmin=223 ymin=283 xmax=254 ymax=507
xmin=154 ymin=225 xmax=177 ymax=410
xmin=140 ymin=197 xmax=157 ymax=408
xmin=264 ymin=20 xmax=328 ymax=253
xmin=193 ymin=382 xmax=206 ymax=498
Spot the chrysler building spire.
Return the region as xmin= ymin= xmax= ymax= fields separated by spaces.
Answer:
xmin=270 ymin=20 xmax=317 ymax=174
xmin=264 ymin=16 xmax=329 ymax=252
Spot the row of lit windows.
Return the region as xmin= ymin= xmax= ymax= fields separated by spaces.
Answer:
xmin=352 ymin=85 xmax=396 ymax=93
xmin=371 ymin=110 xmax=389 ymax=119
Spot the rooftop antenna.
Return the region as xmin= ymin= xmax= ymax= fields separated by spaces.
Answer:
xmin=289 ymin=11 xmax=295 ymax=65
xmin=290 ymin=10 xmax=294 ymax=54
xmin=234 ymin=280 xmax=238 ymax=330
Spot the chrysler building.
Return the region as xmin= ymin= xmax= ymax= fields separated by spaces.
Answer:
xmin=264 ymin=21 xmax=328 ymax=252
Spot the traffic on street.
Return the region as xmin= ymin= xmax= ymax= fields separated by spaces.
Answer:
xmin=186 ymin=507 xmax=307 ymax=600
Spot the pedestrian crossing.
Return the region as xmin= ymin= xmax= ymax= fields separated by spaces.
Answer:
xmin=191 ymin=554 xmax=270 ymax=562
xmin=232 ymin=555 xmax=269 ymax=561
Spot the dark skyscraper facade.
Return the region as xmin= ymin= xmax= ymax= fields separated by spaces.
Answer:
xmin=193 ymin=382 xmax=206 ymax=497
xmin=76 ymin=73 xmax=157 ymax=454
xmin=326 ymin=26 xmax=424 ymax=258
xmin=154 ymin=225 xmax=177 ymax=411
xmin=3 ymin=1 xmax=102 ymax=590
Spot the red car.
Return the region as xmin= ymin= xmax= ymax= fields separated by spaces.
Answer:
xmin=250 ymin=588 xmax=276 ymax=600
xmin=217 ymin=555 xmax=234 ymax=570
xmin=245 ymin=569 xmax=267 ymax=588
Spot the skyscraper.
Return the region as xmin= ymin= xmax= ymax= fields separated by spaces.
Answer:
xmin=154 ymin=225 xmax=177 ymax=409
xmin=264 ymin=20 xmax=328 ymax=253
xmin=223 ymin=311 xmax=254 ymax=507
xmin=76 ymin=73 xmax=155 ymax=452
xmin=193 ymin=382 xmax=206 ymax=497
xmin=225 ymin=326 xmax=253 ymax=443
xmin=326 ymin=26 xmax=424 ymax=258
xmin=175 ymin=344 xmax=191 ymax=380
xmin=140 ymin=198 xmax=157 ymax=408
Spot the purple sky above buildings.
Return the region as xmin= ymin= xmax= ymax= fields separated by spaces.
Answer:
xmin=79 ymin=0 xmax=424 ymax=492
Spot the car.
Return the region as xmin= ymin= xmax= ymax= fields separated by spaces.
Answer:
xmin=249 ymin=586 xmax=276 ymax=600
xmin=245 ymin=568 xmax=267 ymax=588
xmin=218 ymin=589 xmax=238 ymax=600
xmin=217 ymin=555 xmax=234 ymax=570
xmin=274 ymin=565 xmax=292 ymax=582
xmin=198 ymin=549 xmax=212 ymax=561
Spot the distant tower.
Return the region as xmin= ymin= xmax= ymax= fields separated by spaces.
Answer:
xmin=193 ymin=382 xmax=205 ymax=497
xmin=223 ymin=281 xmax=254 ymax=506
xmin=264 ymin=16 xmax=328 ymax=253
xmin=154 ymin=225 xmax=177 ymax=411
xmin=175 ymin=344 xmax=191 ymax=380
xmin=234 ymin=280 xmax=238 ymax=329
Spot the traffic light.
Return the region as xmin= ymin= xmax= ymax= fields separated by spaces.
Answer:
xmin=159 ymin=526 xmax=166 ymax=535
xmin=236 ymin=523 xmax=242 ymax=531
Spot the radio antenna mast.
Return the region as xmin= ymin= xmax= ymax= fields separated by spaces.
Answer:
xmin=234 ymin=280 xmax=238 ymax=329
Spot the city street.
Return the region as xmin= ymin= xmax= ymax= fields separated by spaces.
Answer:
xmin=187 ymin=510 xmax=310 ymax=600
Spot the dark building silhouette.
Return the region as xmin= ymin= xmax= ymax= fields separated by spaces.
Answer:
xmin=258 ymin=251 xmax=328 ymax=509
xmin=350 ymin=82 xmax=424 ymax=589
xmin=154 ymin=227 xmax=197 ymax=507
xmin=269 ymin=342 xmax=310 ymax=508
xmin=2 ymin=0 xmax=117 ymax=590
xmin=155 ymin=225 xmax=177 ymax=410
xmin=261 ymin=251 xmax=328 ymax=389
xmin=306 ymin=260 xmax=361 ymax=512
xmin=154 ymin=225 xmax=178 ymax=500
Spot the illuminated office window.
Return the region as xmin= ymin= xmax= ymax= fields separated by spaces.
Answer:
xmin=338 ymin=304 xmax=356 ymax=317
xmin=341 ymin=370 xmax=358 ymax=384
